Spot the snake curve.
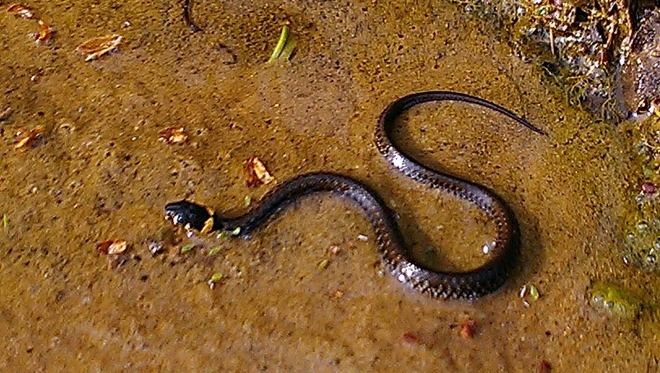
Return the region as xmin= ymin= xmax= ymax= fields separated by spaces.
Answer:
xmin=165 ymin=91 xmax=545 ymax=299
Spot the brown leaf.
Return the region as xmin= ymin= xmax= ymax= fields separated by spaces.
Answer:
xmin=76 ymin=34 xmax=122 ymax=61
xmin=459 ymin=319 xmax=477 ymax=339
xmin=7 ymin=3 xmax=35 ymax=19
xmin=158 ymin=126 xmax=188 ymax=145
xmin=245 ymin=156 xmax=275 ymax=187
xmin=96 ymin=240 xmax=129 ymax=255
xmin=32 ymin=19 xmax=52 ymax=44
xmin=14 ymin=128 xmax=41 ymax=151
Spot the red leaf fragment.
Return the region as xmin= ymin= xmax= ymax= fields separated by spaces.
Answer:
xmin=158 ymin=126 xmax=188 ymax=145
xmin=459 ymin=319 xmax=477 ymax=339
xmin=402 ymin=332 xmax=418 ymax=344
xmin=245 ymin=156 xmax=275 ymax=187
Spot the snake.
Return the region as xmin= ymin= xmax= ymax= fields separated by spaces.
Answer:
xmin=165 ymin=91 xmax=545 ymax=299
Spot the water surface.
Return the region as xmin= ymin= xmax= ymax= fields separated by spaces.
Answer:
xmin=0 ymin=1 xmax=657 ymax=371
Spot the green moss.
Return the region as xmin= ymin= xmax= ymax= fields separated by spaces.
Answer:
xmin=589 ymin=282 xmax=643 ymax=320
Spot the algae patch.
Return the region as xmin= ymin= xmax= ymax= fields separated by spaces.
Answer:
xmin=589 ymin=282 xmax=643 ymax=320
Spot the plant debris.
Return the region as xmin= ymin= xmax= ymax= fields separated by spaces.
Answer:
xmin=540 ymin=360 xmax=552 ymax=373
xmin=7 ymin=3 xmax=35 ymax=19
xmin=245 ymin=156 xmax=275 ymax=187
xmin=210 ymin=272 xmax=223 ymax=282
xmin=402 ymin=332 xmax=418 ymax=344
xmin=180 ymin=243 xmax=195 ymax=254
xmin=207 ymin=246 xmax=221 ymax=256
xmin=329 ymin=245 xmax=341 ymax=256
xmin=31 ymin=19 xmax=52 ymax=44
xmin=182 ymin=0 xmax=201 ymax=32
xmin=148 ymin=241 xmax=164 ymax=255
xmin=529 ymin=285 xmax=540 ymax=300
xmin=267 ymin=25 xmax=296 ymax=63
xmin=459 ymin=318 xmax=477 ymax=339
xmin=520 ymin=284 xmax=541 ymax=306
xmin=208 ymin=272 xmax=223 ymax=288
xmin=96 ymin=240 xmax=129 ymax=255
xmin=268 ymin=25 xmax=289 ymax=63
xmin=76 ymin=34 xmax=123 ymax=61
xmin=279 ymin=36 xmax=297 ymax=61
xmin=0 ymin=107 xmax=13 ymax=122
xmin=7 ymin=4 xmax=53 ymax=44
xmin=158 ymin=126 xmax=188 ymax=145
xmin=14 ymin=128 xmax=41 ymax=151
xmin=2 ymin=214 xmax=8 ymax=230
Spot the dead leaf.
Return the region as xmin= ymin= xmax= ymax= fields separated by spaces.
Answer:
xmin=96 ymin=240 xmax=129 ymax=255
xmin=158 ymin=126 xmax=188 ymax=145
xmin=7 ymin=3 xmax=34 ymax=19
xmin=76 ymin=34 xmax=122 ymax=61
xmin=31 ymin=19 xmax=52 ymax=44
xmin=459 ymin=319 xmax=477 ymax=339
xmin=245 ymin=156 xmax=275 ymax=187
xmin=14 ymin=128 xmax=41 ymax=151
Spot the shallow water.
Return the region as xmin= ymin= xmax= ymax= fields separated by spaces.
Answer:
xmin=0 ymin=1 xmax=658 ymax=372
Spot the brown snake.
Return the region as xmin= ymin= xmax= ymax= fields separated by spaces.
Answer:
xmin=165 ymin=91 xmax=545 ymax=299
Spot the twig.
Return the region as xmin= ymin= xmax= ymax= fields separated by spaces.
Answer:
xmin=183 ymin=0 xmax=201 ymax=32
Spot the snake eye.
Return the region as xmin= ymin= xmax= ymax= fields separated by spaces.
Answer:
xmin=164 ymin=200 xmax=212 ymax=231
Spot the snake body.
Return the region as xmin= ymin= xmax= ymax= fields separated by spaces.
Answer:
xmin=165 ymin=91 xmax=545 ymax=299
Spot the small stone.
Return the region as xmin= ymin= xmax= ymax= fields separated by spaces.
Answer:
xmin=329 ymin=245 xmax=341 ymax=256
xmin=540 ymin=360 xmax=552 ymax=373
xmin=641 ymin=182 xmax=657 ymax=194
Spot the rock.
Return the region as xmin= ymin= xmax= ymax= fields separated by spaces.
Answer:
xmin=621 ymin=10 xmax=660 ymax=116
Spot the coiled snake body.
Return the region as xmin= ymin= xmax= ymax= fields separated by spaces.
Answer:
xmin=165 ymin=91 xmax=545 ymax=300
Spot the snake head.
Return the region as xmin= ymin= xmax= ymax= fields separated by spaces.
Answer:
xmin=165 ymin=200 xmax=214 ymax=232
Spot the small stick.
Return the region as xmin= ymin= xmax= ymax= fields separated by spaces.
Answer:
xmin=183 ymin=0 xmax=201 ymax=32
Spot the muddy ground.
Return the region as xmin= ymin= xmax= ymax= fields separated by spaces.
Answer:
xmin=0 ymin=1 xmax=658 ymax=372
